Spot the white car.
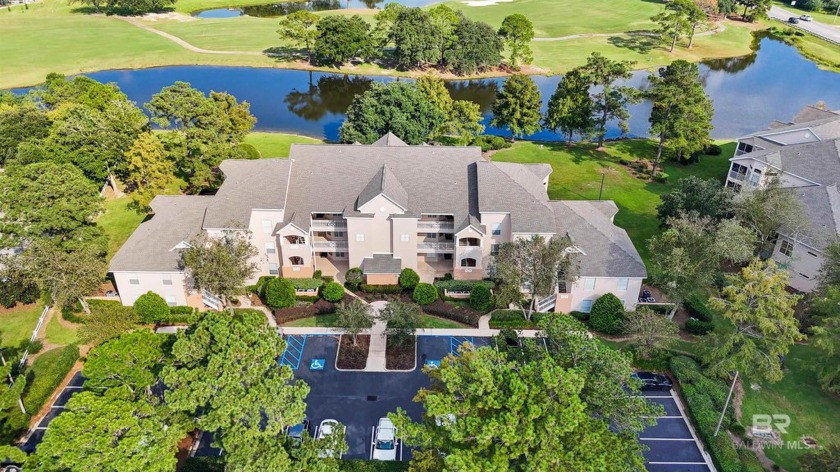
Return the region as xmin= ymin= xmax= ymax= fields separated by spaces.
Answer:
xmin=800 ymin=14 xmax=814 ymax=21
xmin=317 ymin=419 xmax=343 ymax=459
xmin=372 ymin=417 xmax=397 ymax=461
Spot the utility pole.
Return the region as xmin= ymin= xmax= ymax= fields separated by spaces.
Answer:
xmin=714 ymin=371 xmax=739 ymax=436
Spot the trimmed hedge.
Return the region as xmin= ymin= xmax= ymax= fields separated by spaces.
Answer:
xmin=433 ymin=279 xmax=495 ymax=293
xmin=470 ymin=134 xmax=511 ymax=152
xmin=265 ymin=278 xmax=296 ymax=310
xmin=569 ymin=310 xmax=589 ymax=322
xmin=469 ymin=284 xmax=492 ymax=311
xmin=685 ymin=295 xmax=714 ymax=322
xmin=589 ymin=293 xmax=625 ymax=334
xmin=398 ymin=268 xmax=420 ymax=289
xmin=345 ymin=267 xmax=363 ymax=289
xmin=182 ymin=457 xmax=225 ymax=472
xmin=670 ymin=356 xmax=748 ymax=472
xmin=22 ymin=345 xmax=80 ymax=414
xmin=360 ymin=284 xmax=403 ymax=294
xmin=339 ymin=460 xmax=410 ymax=471
xmin=133 ymin=291 xmax=170 ymax=323
xmin=422 ymin=300 xmax=481 ymax=327
xmin=290 ymin=278 xmax=325 ymax=290
xmin=686 ymin=318 xmax=714 ymax=335
xmin=322 ymin=282 xmax=345 ymax=302
xmin=413 ymin=283 xmax=438 ymax=305
xmin=296 ymin=295 xmax=320 ymax=303
xmin=489 ymin=309 xmax=542 ymax=329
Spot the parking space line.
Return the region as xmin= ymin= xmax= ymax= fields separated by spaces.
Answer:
xmin=648 ymin=462 xmax=709 ymax=465
xmin=450 ymin=336 xmax=474 ymax=356
xmin=640 ymin=438 xmax=698 ymax=441
xmin=370 ymin=427 xmax=375 ymax=460
xmin=280 ymin=335 xmax=307 ymax=370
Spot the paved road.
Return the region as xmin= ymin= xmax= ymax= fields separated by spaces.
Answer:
xmin=770 ymin=5 xmax=840 ymax=43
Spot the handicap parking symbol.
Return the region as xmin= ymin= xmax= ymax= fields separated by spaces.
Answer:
xmin=310 ymin=359 xmax=325 ymax=370
xmin=425 ymin=360 xmax=441 ymax=368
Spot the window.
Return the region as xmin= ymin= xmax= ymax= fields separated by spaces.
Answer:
xmin=583 ymin=278 xmax=596 ymax=291
xmin=289 ymin=256 xmax=304 ymax=266
xmin=268 ymin=263 xmax=278 ymax=275
xmin=749 ymin=168 xmax=762 ymax=187
xmin=334 ymin=231 xmax=345 ymax=237
xmin=779 ymin=240 xmax=794 ymax=257
xmin=129 ymin=273 xmax=139 ymax=285
xmin=400 ymin=234 xmax=410 ymax=242
xmin=426 ymin=233 xmax=436 ymax=239
xmin=262 ymin=219 xmax=272 ymax=234
xmin=356 ymin=233 xmax=365 ymax=242
xmin=265 ymin=242 xmax=276 ymax=254
xmin=162 ymin=275 xmax=172 ymax=286
xmin=580 ymin=299 xmax=594 ymax=313
xmin=335 ymin=252 xmax=346 ymax=257
xmin=492 ymin=223 xmax=502 ymax=236
xmin=617 ymin=277 xmax=629 ymax=291
xmin=165 ymin=295 xmax=176 ymax=307
xmin=490 ymin=244 xmax=500 ymax=256
xmin=460 ymin=258 xmax=477 ymax=267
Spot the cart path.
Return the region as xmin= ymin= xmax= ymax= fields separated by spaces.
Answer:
xmin=119 ymin=16 xmax=264 ymax=55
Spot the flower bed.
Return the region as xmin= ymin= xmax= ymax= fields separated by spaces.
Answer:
xmin=275 ymin=299 xmax=339 ymax=324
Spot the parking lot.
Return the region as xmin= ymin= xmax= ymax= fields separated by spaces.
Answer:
xmin=22 ymin=371 xmax=86 ymax=451
xmin=639 ymin=390 xmax=713 ymax=471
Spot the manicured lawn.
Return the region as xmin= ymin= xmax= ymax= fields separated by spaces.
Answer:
xmin=418 ymin=314 xmax=470 ymax=329
xmin=243 ymin=132 xmax=323 ymax=158
xmin=740 ymin=342 xmax=840 ymax=472
xmin=98 ymin=197 xmax=147 ymax=262
xmin=0 ymin=303 xmax=44 ymax=350
xmin=491 ymin=140 xmax=734 ymax=265
xmin=43 ymin=314 xmax=80 ymax=346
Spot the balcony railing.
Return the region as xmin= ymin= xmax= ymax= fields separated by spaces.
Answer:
xmin=312 ymin=240 xmax=349 ymax=251
xmin=417 ymin=242 xmax=455 ymax=253
xmin=417 ymin=221 xmax=455 ymax=232
xmin=728 ymin=171 xmax=747 ymax=181
xmin=310 ymin=220 xmax=347 ymax=231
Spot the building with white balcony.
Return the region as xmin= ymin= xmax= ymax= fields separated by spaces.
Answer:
xmin=110 ymin=134 xmax=647 ymax=312
xmin=724 ymin=106 xmax=840 ymax=292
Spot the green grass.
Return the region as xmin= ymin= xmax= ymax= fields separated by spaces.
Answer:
xmin=418 ymin=314 xmax=470 ymax=329
xmin=0 ymin=303 xmax=45 ymax=349
xmin=740 ymin=342 xmax=840 ymax=472
xmin=491 ymin=140 xmax=734 ymax=265
xmin=43 ymin=314 xmax=80 ymax=346
xmin=243 ymin=132 xmax=324 ymax=157
xmin=98 ymin=197 xmax=147 ymax=262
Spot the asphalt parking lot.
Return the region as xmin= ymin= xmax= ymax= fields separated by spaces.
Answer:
xmin=22 ymin=371 xmax=86 ymax=451
xmin=639 ymin=390 xmax=713 ymax=471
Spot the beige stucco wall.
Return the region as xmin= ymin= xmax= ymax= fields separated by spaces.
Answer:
xmin=392 ymin=217 xmax=419 ymax=271
xmin=279 ymin=224 xmax=312 ymax=274
xmin=367 ymin=273 xmax=399 ymax=285
xmin=453 ymin=268 xmax=484 ymax=280
xmin=455 ymin=226 xmax=485 ymax=271
xmin=247 ymin=209 xmax=284 ymax=283
xmin=282 ymin=265 xmax=315 ymax=278
xmin=772 ymin=238 xmax=822 ymax=292
xmin=113 ymin=271 xmax=188 ymax=307
xmin=480 ymin=213 xmax=511 ymax=245
xmin=567 ymin=276 xmax=644 ymax=312
xmin=347 ymin=196 xmax=405 ymax=267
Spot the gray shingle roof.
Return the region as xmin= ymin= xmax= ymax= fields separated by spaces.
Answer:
xmin=371 ymin=132 xmax=408 ymax=147
xmin=109 ymin=196 xmax=208 ymax=272
xmin=357 ymin=165 xmax=409 ymax=210
xmin=737 ymin=139 xmax=840 ymax=185
xmin=203 ymin=160 xmax=291 ymax=229
xmin=792 ymin=105 xmax=839 ymax=124
xmin=363 ymin=254 xmax=402 ymax=274
xmin=477 ymin=162 xmax=556 ymax=234
xmin=548 ymin=201 xmax=647 ymax=278
xmin=783 ymin=184 xmax=840 ymax=250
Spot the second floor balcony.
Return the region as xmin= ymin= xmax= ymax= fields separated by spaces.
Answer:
xmin=310 ymin=220 xmax=347 ymax=231
xmin=312 ymin=240 xmax=349 ymax=251
xmin=417 ymin=242 xmax=455 ymax=253
xmin=417 ymin=220 xmax=455 ymax=232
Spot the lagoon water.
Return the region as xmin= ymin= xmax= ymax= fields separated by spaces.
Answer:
xmin=14 ymin=36 xmax=840 ymax=141
xmin=193 ymin=0 xmax=441 ymax=18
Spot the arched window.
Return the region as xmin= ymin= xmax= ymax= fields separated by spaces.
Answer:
xmin=458 ymin=237 xmax=480 ymax=247
xmin=285 ymin=235 xmax=305 ymax=245
xmin=289 ymin=256 xmax=304 ymax=266
xmin=460 ymin=258 xmax=477 ymax=267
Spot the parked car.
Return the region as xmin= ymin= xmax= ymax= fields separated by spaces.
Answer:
xmin=316 ymin=419 xmax=343 ymax=459
xmin=286 ymin=417 xmax=310 ymax=446
xmin=372 ymin=417 xmax=397 ymax=461
xmin=788 ymin=16 xmax=799 ymax=24
xmin=632 ymin=372 xmax=673 ymax=391
xmin=800 ymin=14 xmax=813 ymax=21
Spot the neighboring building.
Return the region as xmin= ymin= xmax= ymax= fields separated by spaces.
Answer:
xmin=110 ymin=134 xmax=647 ymax=312
xmin=724 ymin=106 xmax=840 ymax=292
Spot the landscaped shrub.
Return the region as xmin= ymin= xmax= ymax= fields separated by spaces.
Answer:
xmin=360 ymin=284 xmax=403 ymax=294
xmin=339 ymin=459 xmax=410 ymax=471
xmin=157 ymin=306 xmax=200 ymax=325
xmin=265 ymin=278 xmax=296 ymax=310
xmin=22 ymin=344 xmax=80 ymax=415
xmin=569 ymin=310 xmax=589 ymax=322
xmin=470 ymin=135 xmax=511 ymax=152
xmin=704 ymin=144 xmax=722 ymax=156
xmin=653 ymin=172 xmax=669 ymax=183
xmin=27 ymin=340 xmax=44 ymax=355
xmin=254 ymin=275 xmax=274 ymax=297
xmin=685 ymin=295 xmax=714 ymax=322
xmin=322 ymin=275 xmax=334 ymax=283
xmin=685 ymin=318 xmax=714 ymax=335
xmin=345 ymin=267 xmax=363 ymax=289
xmin=398 ymin=268 xmax=420 ymax=290
xmin=589 ymin=293 xmax=625 ymax=334
xmin=322 ymin=282 xmax=345 ymax=302
xmin=422 ymin=300 xmax=481 ymax=327
xmin=133 ymin=291 xmax=170 ymax=323
xmin=469 ymin=284 xmax=492 ymax=311
xmin=296 ymin=295 xmax=320 ymax=303
xmin=412 ymin=283 xmax=438 ymax=305
xmin=290 ymin=278 xmax=325 ymax=291
xmin=489 ymin=309 xmax=534 ymax=329
xmin=313 ymin=269 xmax=322 ymax=279
xmin=433 ymin=279 xmax=495 ymax=293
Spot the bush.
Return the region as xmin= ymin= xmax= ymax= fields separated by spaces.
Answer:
xmin=469 ymin=284 xmax=492 ymax=311
xmin=360 ymin=284 xmax=403 ymax=294
xmin=27 ymin=340 xmax=44 ymax=355
xmin=322 ymin=282 xmax=345 ymax=302
xmin=653 ymin=172 xmax=668 ymax=183
xmin=290 ymin=278 xmax=325 ymax=290
xmin=345 ymin=267 xmax=363 ymax=289
xmin=238 ymin=142 xmax=261 ymax=159
xmin=254 ymin=275 xmax=274 ymax=297
xmin=433 ymin=279 xmax=495 ymax=293
xmin=569 ymin=310 xmax=589 ymax=322
xmin=589 ymin=293 xmax=625 ymax=334
xmin=265 ymin=278 xmax=296 ymax=310
xmin=133 ymin=291 xmax=171 ymax=323
xmin=470 ymin=135 xmax=511 ymax=152
xmin=489 ymin=309 xmax=535 ymax=329
xmin=685 ymin=295 xmax=713 ymax=322
xmin=22 ymin=345 xmax=80 ymax=414
xmin=685 ymin=318 xmax=714 ymax=335
xmin=398 ymin=268 xmax=420 ymax=289
xmin=704 ymin=143 xmax=722 ymax=156
xmin=62 ymin=301 xmax=88 ymax=324
xmin=182 ymin=457 xmax=225 ymax=472
xmin=296 ymin=295 xmax=320 ymax=303
xmin=421 ymin=300 xmax=482 ymax=327
xmin=412 ymin=283 xmax=438 ymax=305
xmin=313 ymin=269 xmax=322 ymax=279
xmin=339 ymin=459 xmax=410 ymax=471
xmin=322 ymin=275 xmax=334 ymax=284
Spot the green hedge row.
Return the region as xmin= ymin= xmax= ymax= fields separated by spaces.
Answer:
xmin=290 ymin=278 xmax=325 ymax=290
xmin=686 ymin=318 xmax=714 ymax=335
xmin=685 ymin=294 xmax=714 ymax=322
xmin=360 ymin=284 xmax=403 ymax=294
xmin=488 ymin=309 xmax=543 ymax=329
xmin=670 ymin=356 xmax=762 ymax=472
xmin=339 ymin=460 xmax=410 ymax=471
xmin=22 ymin=344 xmax=80 ymax=414
xmin=433 ymin=279 xmax=495 ymax=293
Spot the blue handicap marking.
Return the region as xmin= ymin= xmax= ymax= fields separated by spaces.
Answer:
xmin=450 ymin=336 xmax=474 ymax=356
xmin=280 ymin=335 xmax=307 ymax=370
xmin=425 ymin=360 xmax=441 ymax=368
xmin=310 ymin=358 xmax=325 ymax=370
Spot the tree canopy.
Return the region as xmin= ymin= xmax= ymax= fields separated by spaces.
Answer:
xmin=657 ymin=176 xmax=732 ymax=226
xmin=543 ymin=67 xmax=595 ymax=144
xmin=498 ymin=14 xmax=535 ymax=68
xmin=491 ymin=74 xmax=542 ymax=139
xmin=83 ymin=330 xmax=170 ymax=395
xmin=581 ymin=53 xmax=637 ymax=148
xmin=277 ymin=10 xmax=321 ymax=63
xmin=180 ymin=231 xmax=259 ymax=302
xmin=314 ymin=15 xmax=374 ymax=66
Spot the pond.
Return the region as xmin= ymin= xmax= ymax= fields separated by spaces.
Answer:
xmin=12 ymin=35 xmax=840 ymax=141
xmin=193 ymin=0 xmax=438 ymax=18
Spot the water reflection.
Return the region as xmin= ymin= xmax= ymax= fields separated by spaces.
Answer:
xmin=193 ymin=0 xmax=432 ymax=18
xmin=285 ymin=74 xmax=374 ymax=120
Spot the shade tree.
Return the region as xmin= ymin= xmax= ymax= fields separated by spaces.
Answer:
xmin=657 ymin=176 xmax=733 ymax=226
xmin=580 ymin=53 xmax=638 ymax=148
xmin=543 ymin=67 xmax=595 ymax=144
xmin=180 ymin=231 xmax=259 ymax=304
xmin=490 ymin=74 xmax=542 ymax=139
xmin=498 ymin=13 xmax=534 ymax=68
xmin=335 ymin=298 xmax=375 ymax=346
xmin=277 ymin=10 xmax=321 ymax=64
xmin=314 ymin=15 xmax=375 ymax=66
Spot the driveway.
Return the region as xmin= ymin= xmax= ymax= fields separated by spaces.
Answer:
xmin=769 ymin=5 xmax=840 ymax=43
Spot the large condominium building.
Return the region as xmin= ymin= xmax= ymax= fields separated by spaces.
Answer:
xmin=110 ymin=134 xmax=647 ymax=313
xmin=724 ymin=106 xmax=840 ymax=292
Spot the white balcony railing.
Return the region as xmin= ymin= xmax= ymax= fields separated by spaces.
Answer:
xmin=310 ymin=220 xmax=347 ymax=231
xmin=728 ymin=171 xmax=747 ymax=181
xmin=312 ymin=240 xmax=349 ymax=251
xmin=417 ymin=242 xmax=455 ymax=253
xmin=417 ymin=221 xmax=455 ymax=232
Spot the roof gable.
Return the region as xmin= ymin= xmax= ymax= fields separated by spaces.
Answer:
xmin=357 ymin=165 xmax=409 ymax=211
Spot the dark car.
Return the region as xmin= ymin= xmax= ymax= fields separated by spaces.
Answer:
xmin=632 ymin=372 xmax=673 ymax=391
xmin=286 ymin=417 xmax=310 ymax=446
xmin=788 ymin=17 xmax=799 ymax=24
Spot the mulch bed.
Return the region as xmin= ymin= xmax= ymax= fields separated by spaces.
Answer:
xmin=421 ymin=299 xmax=482 ymax=327
xmin=336 ymin=334 xmax=370 ymax=370
xmin=386 ymin=336 xmax=416 ymax=370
